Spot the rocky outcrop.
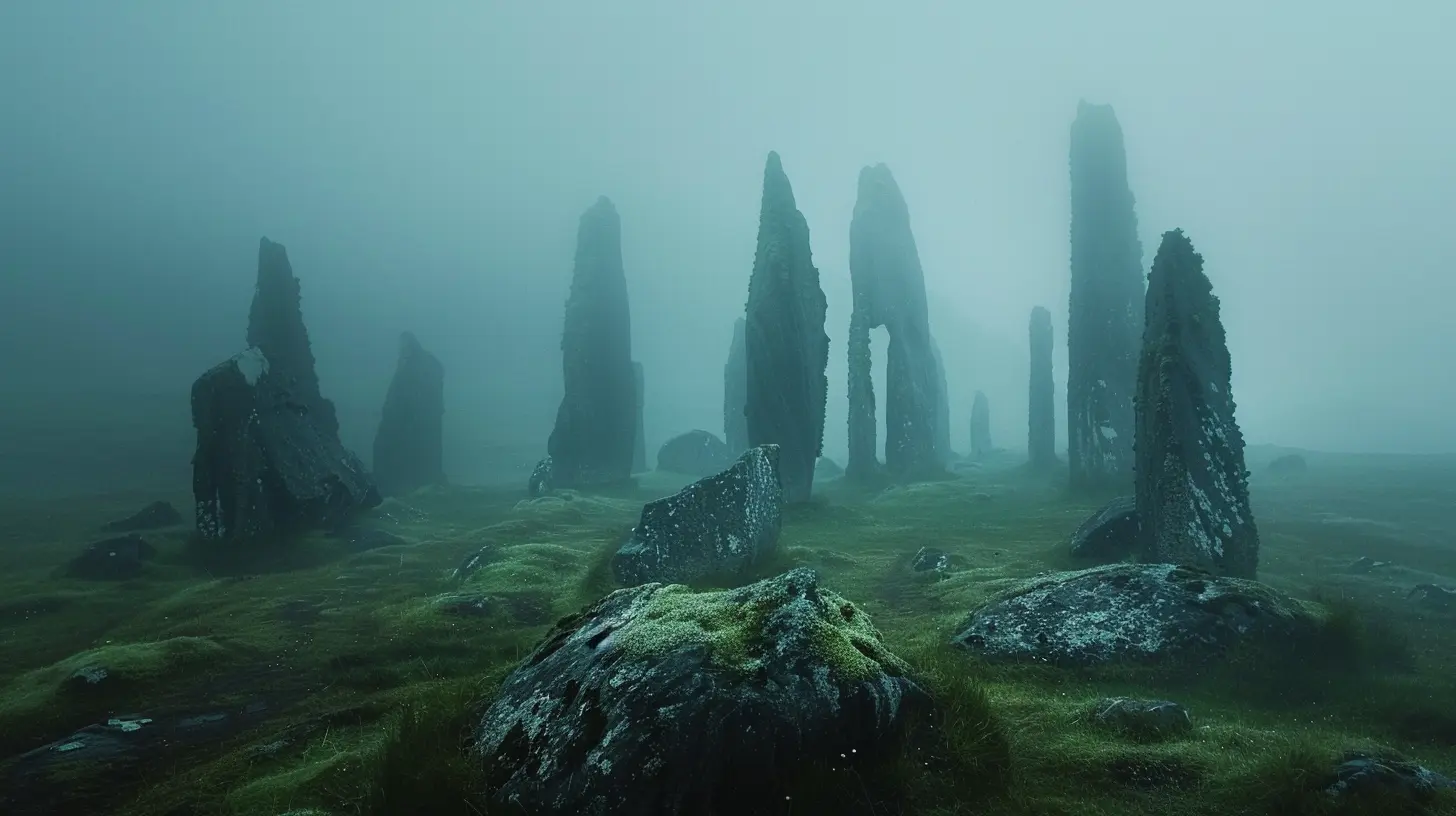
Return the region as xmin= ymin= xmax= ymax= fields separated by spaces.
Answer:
xmin=1028 ymin=306 xmax=1056 ymax=468
xmin=744 ymin=153 xmax=830 ymax=503
xmin=475 ymin=566 xmax=929 ymax=814
xmin=1068 ymin=495 xmax=1138 ymax=562
xmin=632 ymin=361 xmax=648 ymax=473
xmin=1135 ymin=229 xmax=1259 ymax=578
xmin=547 ymin=197 xmax=637 ymax=489
xmin=191 ymin=239 xmax=379 ymax=544
xmin=614 ymin=444 xmax=782 ymax=586
xmin=655 ymin=430 xmax=734 ymax=478
xmin=101 ymin=501 xmax=182 ymax=533
xmin=1068 ymin=101 xmax=1144 ymax=491
xmin=847 ymin=164 xmax=941 ymax=479
xmin=951 ymin=563 xmax=1318 ymax=666
xmin=970 ymin=391 xmax=992 ymax=459
xmin=723 ymin=318 xmax=749 ymax=455
xmin=371 ymin=331 xmax=445 ymax=496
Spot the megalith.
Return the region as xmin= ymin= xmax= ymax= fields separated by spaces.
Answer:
xmin=372 ymin=331 xmax=445 ymax=496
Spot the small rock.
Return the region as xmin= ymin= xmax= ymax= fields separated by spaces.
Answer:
xmin=814 ymin=456 xmax=844 ymax=478
xmin=432 ymin=592 xmax=495 ymax=617
xmin=1090 ymin=697 xmax=1192 ymax=739
xmin=1407 ymin=584 xmax=1455 ymax=610
xmin=656 ymin=429 xmax=735 ymax=477
xmin=64 ymin=535 xmax=157 ymax=581
xmin=1325 ymin=751 xmax=1455 ymax=800
xmin=1341 ymin=555 xmax=1395 ymax=574
xmin=1267 ymin=453 xmax=1308 ymax=475
xmin=1069 ymin=496 xmax=1138 ymax=562
xmin=61 ymin=666 xmax=114 ymax=695
xmin=101 ymin=501 xmax=183 ymax=533
xmin=910 ymin=547 xmax=961 ymax=576
xmin=527 ymin=456 xmax=554 ymax=497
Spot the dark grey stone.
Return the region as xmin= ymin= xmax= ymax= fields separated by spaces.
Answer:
xmin=1325 ymin=751 xmax=1455 ymax=800
xmin=1267 ymin=453 xmax=1308 ymax=475
xmin=613 ymin=444 xmax=783 ymax=586
xmin=723 ymin=318 xmax=749 ymax=455
xmin=474 ymin=567 xmax=929 ymax=815
xmin=1090 ymin=697 xmax=1192 ymax=739
xmin=372 ymin=331 xmax=445 ymax=497
xmin=528 ymin=456 xmax=554 ymax=498
xmin=656 ymin=430 xmax=734 ymax=478
xmin=1028 ymin=306 xmax=1057 ymax=468
xmin=951 ymin=563 xmax=1318 ymax=666
xmin=64 ymin=535 xmax=156 ymax=581
xmin=1068 ymin=496 xmax=1139 ymax=562
xmin=100 ymin=501 xmax=182 ymax=533
xmin=970 ymin=391 xmax=992 ymax=459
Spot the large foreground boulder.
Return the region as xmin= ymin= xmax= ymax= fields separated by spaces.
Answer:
xmin=1068 ymin=495 xmax=1139 ymax=562
xmin=655 ymin=429 xmax=734 ymax=477
xmin=191 ymin=349 xmax=380 ymax=542
xmin=614 ymin=444 xmax=782 ymax=586
xmin=951 ymin=563 xmax=1319 ymax=667
xmin=474 ymin=567 xmax=929 ymax=814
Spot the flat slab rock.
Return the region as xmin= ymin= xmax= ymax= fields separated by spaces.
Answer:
xmin=474 ymin=567 xmax=929 ymax=815
xmin=613 ymin=444 xmax=782 ymax=586
xmin=951 ymin=562 xmax=1320 ymax=666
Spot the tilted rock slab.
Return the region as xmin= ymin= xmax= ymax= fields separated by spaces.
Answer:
xmin=475 ymin=567 xmax=929 ymax=814
xmin=951 ymin=563 xmax=1319 ymax=667
xmin=614 ymin=444 xmax=782 ymax=586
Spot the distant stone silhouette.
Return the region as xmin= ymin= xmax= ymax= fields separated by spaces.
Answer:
xmin=545 ymin=197 xmax=637 ymax=488
xmin=744 ymin=152 xmax=829 ymax=503
xmin=1135 ymin=229 xmax=1259 ymax=578
xmin=1028 ymin=306 xmax=1057 ymax=468
xmin=723 ymin=317 xmax=749 ymax=455
xmin=970 ymin=391 xmax=992 ymax=459
xmin=632 ymin=361 xmax=647 ymax=473
xmin=1068 ymin=101 xmax=1144 ymax=491
xmin=931 ymin=337 xmax=953 ymax=463
xmin=846 ymin=164 xmax=941 ymax=480
xmin=372 ymin=331 xmax=445 ymax=496
xmin=191 ymin=238 xmax=379 ymax=543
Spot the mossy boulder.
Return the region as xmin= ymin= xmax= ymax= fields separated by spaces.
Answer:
xmin=951 ymin=563 xmax=1321 ymax=666
xmin=475 ymin=567 xmax=928 ymax=814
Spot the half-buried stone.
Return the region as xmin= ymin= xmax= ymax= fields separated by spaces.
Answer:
xmin=951 ymin=562 xmax=1321 ymax=667
xmin=474 ymin=567 xmax=929 ymax=814
xmin=1067 ymin=495 xmax=1139 ymax=562
xmin=612 ymin=443 xmax=783 ymax=586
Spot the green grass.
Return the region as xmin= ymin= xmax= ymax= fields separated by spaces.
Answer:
xmin=0 ymin=451 xmax=1454 ymax=814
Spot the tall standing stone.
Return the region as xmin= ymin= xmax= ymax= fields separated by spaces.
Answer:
xmin=846 ymin=163 xmax=940 ymax=479
xmin=744 ymin=152 xmax=830 ymax=504
xmin=632 ymin=361 xmax=647 ymax=473
xmin=546 ymin=197 xmax=637 ymax=488
xmin=723 ymin=318 xmax=749 ymax=455
xmin=191 ymin=238 xmax=379 ymax=543
xmin=1028 ymin=306 xmax=1057 ymax=468
xmin=970 ymin=391 xmax=992 ymax=459
xmin=1135 ymin=229 xmax=1259 ymax=578
xmin=930 ymin=337 xmax=952 ymax=463
xmin=372 ymin=331 xmax=445 ymax=496
xmin=1068 ymin=101 xmax=1144 ymax=491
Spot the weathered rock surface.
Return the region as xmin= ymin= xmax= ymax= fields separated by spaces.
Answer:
xmin=1068 ymin=495 xmax=1139 ymax=562
xmin=655 ymin=430 xmax=734 ymax=478
xmin=100 ymin=501 xmax=182 ymax=533
xmin=951 ymin=563 xmax=1319 ymax=666
xmin=632 ymin=361 xmax=648 ymax=473
xmin=474 ymin=566 xmax=929 ymax=814
xmin=1028 ymin=306 xmax=1057 ymax=468
xmin=64 ymin=535 xmax=157 ymax=580
xmin=745 ymin=153 xmax=830 ymax=504
xmin=970 ymin=390 xmax=992 ymax=459
xmin=527 ymin=456 xmax=554 ymax=498
xmin=1135 ymin=229 xmax=1259 ymax=578
xmin=372 ymin=331 xmax=445 ymax=497
xmin=847 ymin=164 xmax=940 ymax=479
xmin=723 ymin=318 xmax=749 ymax=455
xmin=1067 ymin=101 xmax=1144 ymax=491
xmin=1090 ymin=697 xmax=1192 ymax=739
xmin=191 ymin=348 xmax=379 ymax=543
xmin=614 ymin=444 xmax=783 ymax=586
xmin=547 ymin=196 xmax=638 ymax=489
xmin=1325 ymin=751 xmax=1456 ymax=801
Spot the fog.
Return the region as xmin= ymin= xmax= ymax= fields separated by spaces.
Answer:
xmin=2 ymin=2 xmax=1453 ymax=493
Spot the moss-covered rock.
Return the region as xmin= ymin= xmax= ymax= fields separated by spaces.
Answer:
xmin=475 ymin=566 xmax=927 ymax=814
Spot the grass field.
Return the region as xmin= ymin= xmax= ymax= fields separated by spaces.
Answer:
xmin=1 ymin=445 xmax=1453 ymax=814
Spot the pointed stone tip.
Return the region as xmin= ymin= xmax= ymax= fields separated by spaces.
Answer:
xmin=764 ymin=151 xmax=783 ymax=173
xmin=399 ymin=331 xmax=420 ymax=354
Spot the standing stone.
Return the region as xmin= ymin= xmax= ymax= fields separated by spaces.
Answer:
xmin=970 ymin=390 xmax=992 ymax=459
xmin=632 ymin=361 xmax=647 ymax=473
xmin=847 ymin=164 xmax=941 ymax=480
xmin=931 ymin=337 xmax=953 ymax=463
xmin=723 ymin=318 xmax=749 ymax=455
xmin=1028 ymin=306 xmax=1057 ymax=468
xmin=744 ymin=152 xmax=830 ymax=504
xmin=1135 ymin=229 xmax=1259 ymax=578
xmin=1068 ymin=101 xmax=1144 ymax=491
xmin=191 ymin=239 xmax=379 ymax=543
xmin=372 ymin=331 xmax=445 ymax=496
xmin=546 ymin=197 xmax=637 ymax=488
